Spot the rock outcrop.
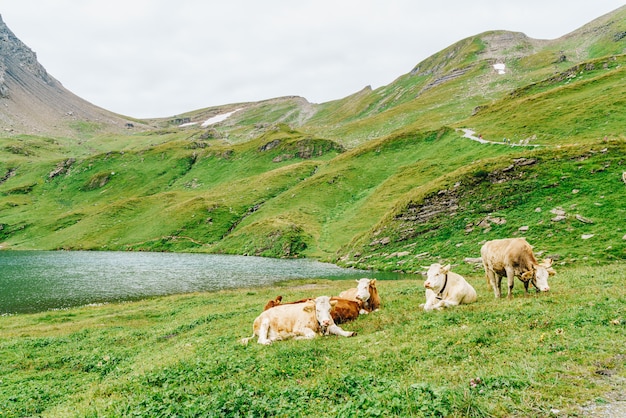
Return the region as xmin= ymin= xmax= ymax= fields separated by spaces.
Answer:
xmin=0 ymin=15 xmax=143 ymax=136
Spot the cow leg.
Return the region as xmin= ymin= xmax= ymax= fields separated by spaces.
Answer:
xmin=494 ymin=273 xmax=503 ymax=298
xmin=429 ymin=298 xmax=447 ymax=310
xmin=486 ymin=269 xmax=501 ymax=298
xmin=257 ymin=318 xmax=272 ymax=345
xmin=505 ymin=267 xmax=515 ymax=299
xmin=440 ymin=299 xmax=459 ymax=309
xmin=299 ymin=327 xmax=317 ymax=340
xmin=523 ymin=280 xmax=530 ymax=294
xmin=422 ymin=289 xmax=436 ymax=311
xmin=327 ymin=324 xmax=356 ymax=338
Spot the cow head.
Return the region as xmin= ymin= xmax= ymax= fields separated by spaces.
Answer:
xmin=313 ymin=296 xmax=337 ymax=333
xmin=423 ymin=263 xmax=451 ymax=291
xmin=521 ymin=258 xmax=553 ymax=292
xmin=543 ymin=258 xmax=557 ymax=277
xmin=354 ymin=278 xmax=372 ymax=303
xmin=263 ymin=295 xmax=283 ymax=311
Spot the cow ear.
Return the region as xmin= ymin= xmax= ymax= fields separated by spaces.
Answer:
xmin=303 ymin=302 xmax=315 ymax=312
xmin=543 ymin=258 xmax=553 ymax=267
xmin=371 ymin=279 xmax=376 ymax=285
xmin=441 ymin=264 xmax=451 ymax=274
xmin=521 ymin=271 xmax=533 ymax=280
xmin=330 ymin=299 xmax=337 ymax=307
xmin=547 ymin=268 xmax=556 ymax=276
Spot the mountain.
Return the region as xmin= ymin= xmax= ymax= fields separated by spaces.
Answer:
xmin=0 ymin=8 xmax=624 ymax=268
xmin=165 ymin=6 xmax=626 ymax=150
xmin=0 ymin=15 xmax=145 ymax=137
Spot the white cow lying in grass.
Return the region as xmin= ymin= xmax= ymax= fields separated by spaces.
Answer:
xmin=242 ymin=296 xmax=356 ymax=345
xmin=421 ymin=263 xmax=477 ymax=311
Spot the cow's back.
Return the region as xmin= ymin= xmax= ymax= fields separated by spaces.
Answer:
xmin=450 ymin=271 xmax=477 ymax=303
xmin=254 ymin=301 xmax=319 ymax=340
xmin=263 ymin=295 xmax=283 ymax=311
xmin=338 ymin=288 xmax=358 ymax=301
xmin=481 ymin=238 xmax=536 ymax=275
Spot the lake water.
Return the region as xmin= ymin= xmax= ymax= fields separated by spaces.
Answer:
xmin=0 ymin=251 xmax=407 ymax=314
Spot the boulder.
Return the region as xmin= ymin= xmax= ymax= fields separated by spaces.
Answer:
xmin=575 ymin=215 xmax=594 ymax=224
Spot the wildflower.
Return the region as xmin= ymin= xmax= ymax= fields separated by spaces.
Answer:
xmin=469 ymin=377 xmax=482 ymax=388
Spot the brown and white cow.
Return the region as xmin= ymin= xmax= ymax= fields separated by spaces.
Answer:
xmin=242 ymin=296 xmax=356 ymax=345
xmin=263 ymin=295 xmax=282 ymax=311
xmin=329 ymin=297 xmax=363 ymax=323
xmin=262 ymin=296 xmax=363 ymax=324
xmin=421 ymin=263 xmax=477 ymax=311
xmin=480 ymin=237 xmax=555 ymax=299
xmin=338 ymin=278 xmax=381 ymax=313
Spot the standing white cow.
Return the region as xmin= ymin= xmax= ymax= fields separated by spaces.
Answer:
xmin=421 ymin=263 xmax=477 ymax=311
xmin=241 ymin=296 xmax=356 ymax=345
xmin=481 ymin=237 xmax=555 ymax=299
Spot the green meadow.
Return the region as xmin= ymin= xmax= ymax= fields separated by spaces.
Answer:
xmin=1 ymin=263 xmax=624 ymax=417
xmin=1 ymin=8 xmax=626 ymax=417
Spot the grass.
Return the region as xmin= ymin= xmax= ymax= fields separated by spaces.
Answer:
xmin=0 ymin=262 xmax=624 ymax=417
xmin=339 ymin=138 xmax=626 ymax=273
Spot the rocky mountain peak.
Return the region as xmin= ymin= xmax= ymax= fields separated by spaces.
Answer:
xmin=0 ymin=15 xmax=145 ymax=137
xmin=0 ymin=14 xmax=55 ymax=98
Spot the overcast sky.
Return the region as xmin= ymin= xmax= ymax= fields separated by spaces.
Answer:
xmin=0 ymin=1 xmax=623 ymax=118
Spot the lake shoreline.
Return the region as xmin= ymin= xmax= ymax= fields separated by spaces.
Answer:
xmin=0 ymin=250 xmax=409 ymax=314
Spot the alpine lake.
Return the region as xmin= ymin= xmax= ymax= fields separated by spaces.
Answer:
xmin=0 ymin=251 xmax=408 ymax=314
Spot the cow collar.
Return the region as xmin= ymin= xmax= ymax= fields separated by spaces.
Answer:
xmin=435 ymin=273 xmax=448 ymax=300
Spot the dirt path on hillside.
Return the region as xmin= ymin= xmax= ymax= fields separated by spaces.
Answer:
xmin=459 ymin=128 xmax=540 ymax=147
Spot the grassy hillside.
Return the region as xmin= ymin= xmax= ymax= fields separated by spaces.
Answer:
xmin=467 ymin=55 xmax=626 ymax=143
xmin=1 ymin=262 xmax=624 ymax=417
xmin=1 ymin=7 xmax=626 ymax=266
xmin=339 ymin=139 xmax=626 ymax=273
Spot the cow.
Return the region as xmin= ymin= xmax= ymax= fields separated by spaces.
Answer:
xmin=421 ymin=263 xmax=477 ymax=311
xmin=263 ymin=295 xmax=282 ymax=310
xmin=262 ymin=296 xmax=363 ymax=324
xmin=242 ymin=296 xmax=356 ymax=345
xmin=338 ymin=278 xmax=381 ymax=313
xmin=329 ymin=297 xmax=363 ymax=323
xmin=480 ymin=237 xmax=555 ymax=299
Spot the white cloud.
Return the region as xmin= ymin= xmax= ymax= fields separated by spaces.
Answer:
xmin=0 ymin=0 xmax=623 ymax=117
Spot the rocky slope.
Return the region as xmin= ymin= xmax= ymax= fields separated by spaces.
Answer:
xmin=0 ymin=15 xmax=145 ymax=137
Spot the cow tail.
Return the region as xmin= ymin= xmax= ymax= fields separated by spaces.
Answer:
xmin=240 ymin=335 xmax=254 ymax=345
